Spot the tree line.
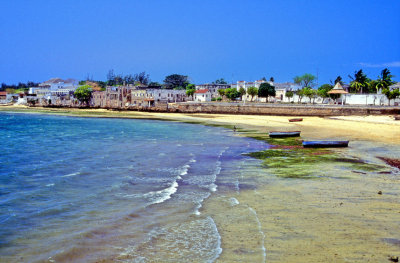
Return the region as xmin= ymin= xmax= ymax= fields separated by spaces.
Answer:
xmin=0 ymin=81 xmax=40 ymax=93
xmin=291 ymin=68 xmax=399 ymax=104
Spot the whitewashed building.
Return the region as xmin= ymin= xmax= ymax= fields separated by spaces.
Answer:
xmin=193 ymin=89 xmax=212 ymax=102
xmin=195 ymin=84 xmax=230 ymax=98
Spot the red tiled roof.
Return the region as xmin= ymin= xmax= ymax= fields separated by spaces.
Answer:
xmin=0 ymin=91 xmax=7 ymax=95
xmin=195 ymin=89 xmax=209 ymax=94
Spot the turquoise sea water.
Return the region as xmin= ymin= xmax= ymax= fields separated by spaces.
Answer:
xmin=0 ymin=112 xmax=267 ymax=262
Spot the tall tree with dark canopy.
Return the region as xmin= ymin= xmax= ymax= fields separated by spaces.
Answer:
xmin=213 ymin=78 xmax=227 ymax=84
xmin=107 ymin=69 xmax=116 ymax=86
xmin=164 ymin=74 xmax=189 ymax=89
xmin=258 ymin=82 xmax=276 ymax=102
xmin=134 ymin=72 xmax=150 ymax=85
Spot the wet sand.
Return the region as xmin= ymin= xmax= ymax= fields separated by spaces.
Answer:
xmin=2 ymin=106 xmax=400 ymax=262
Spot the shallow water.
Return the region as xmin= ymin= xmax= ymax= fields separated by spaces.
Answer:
xmin=0 ymin=112 xmax=267 ymax=262
xmin=2 ymin=112 xmax=399 ymax=262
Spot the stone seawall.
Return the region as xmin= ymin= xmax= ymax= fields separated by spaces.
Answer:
xmin=168 ymin=103 xmax=400 ymax=116
xmin=40 ymin=103 xmax=400 ymax=116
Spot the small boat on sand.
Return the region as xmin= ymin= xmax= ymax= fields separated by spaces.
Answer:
xmin=394 ymin=116 xmax=400 ymax=121
xmin=269 ymin=131 xmax=301 ymax=138
xmin=302 ymin=140 xmax=349 ymax=148
xmin=289 ymin=118 xmax=303 ymax=122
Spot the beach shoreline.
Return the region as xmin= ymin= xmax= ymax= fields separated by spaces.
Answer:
xmin=1 ymin=105 xmax=399 ymax=145
xmin=2 ymin=106 xmax=400 ymax=262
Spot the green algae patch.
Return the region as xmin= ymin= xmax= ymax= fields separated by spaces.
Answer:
xmin=245 ymin=147 xmax=339 ymax=179
xmin=243 ymin=132 xmax=389 ymax=179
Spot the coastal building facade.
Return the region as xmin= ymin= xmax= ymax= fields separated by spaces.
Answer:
xmin=105 ymin=86 xmax=132 ymax=108
xmin=193 ymin=89 xmax=212 ymax=102
xmin=131 ymin=88 xmax=187 ymax=107
xmin=195 ymin=84 xmax=230 ymax=98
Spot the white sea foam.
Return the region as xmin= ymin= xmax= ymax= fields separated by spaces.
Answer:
xmin=208 ymin=216 xmax=223 ymax=262
xmin=234 ymin=179 xmax=240 ymax=194
xmin=194 ymin=192 xmax=211 ymax=215
xmin=180 ymin=164 xmax=190 ymax=176
xmin=45 ymin=183 xmax=55 ymax=187
xmin=229 ymin=197 xmax=239 ymax=206
xmin=248 ymin=206 xmax=266 ymax=262
xmin=144 ymin=180 xmax=179 ymax=205
xmin=61 ymin=172 xmax=80 ymax=177
xmin=209 ymin=183 xmax=217 ymax=192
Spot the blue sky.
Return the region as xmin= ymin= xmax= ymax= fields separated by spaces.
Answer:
xmin=1 ymin=0 xmax=399 ymax=85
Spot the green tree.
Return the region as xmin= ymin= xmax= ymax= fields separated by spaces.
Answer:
xmin=238 ymin=87 xmax=246 ymax=99
xmin=294 ymin=74 xmax=316 ymax=88
xmin=258 ymin=82 xmax=276 ymax=102
xmin=213 ymin=78 xmax=227 ymax=84
xmin=247 ymin=86 xmax=258 ymax=101
xmin=375 ymin=68 xmax=395 ymax=93
xmin=317 ymin=84 xmax=333 ymax=99
xmin=186 ymin=88 xmax=195 ymax=99
xmin=186 ymin=84 xmax=196 ymax=90
xmin=368 ymin=79 xmax=379 ymax=93
xmin=269 ymin=77 xmax=274 ymax=83
xmin=383 ymin=88 xmax=400 ymax=106
xmin=349 ymin=69 xmax=369 ymax=93
xmin=285 ymin=90 xmax=294 ymax=102
xmin=164 ymin=74 xmax=189 ymax=89
xmin=218 ymin=89 xmax=226 ymax=97
xmin=149 ymin=81 xmax=161 ymax=86
xmin=225 ymin=88 xmax=241 ymax=101
xmin=296 ymin=89 xmax=305 ymax=103
xmin=302 ymin=87 xmax=317 ymax=103
xmin=74 ymin=85 xmax=93 ymax=106
xmin=133 ymin=72 xmax=150 ymax=85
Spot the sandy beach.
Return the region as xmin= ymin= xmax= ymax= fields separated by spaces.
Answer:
xmin=2 ymin=106 xmax=400 ymax=262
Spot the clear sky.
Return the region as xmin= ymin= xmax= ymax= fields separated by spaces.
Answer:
xmin=1 ymin=0 xmax=399 ymax=85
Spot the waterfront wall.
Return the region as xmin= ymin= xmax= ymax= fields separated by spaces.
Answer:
xmin=38 ymin=102 xmax=400 ymax=116
xmin=167 ymin=103 xmax=400 ymax=116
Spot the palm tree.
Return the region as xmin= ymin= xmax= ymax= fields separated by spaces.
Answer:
xmin=375 ymin=68 xmax=395 ymax=93
xmin=349 ymin=70 xmax=368 ymax=93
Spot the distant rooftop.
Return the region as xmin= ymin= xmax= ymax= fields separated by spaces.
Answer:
xmin=195 ymin=89 xmax=209 ymax=94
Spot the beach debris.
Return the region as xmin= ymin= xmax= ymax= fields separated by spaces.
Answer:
xmin=378 ymin=157 xmax=400 ymax=169
xmin=302 ymin=140 xmax=349 ymax=148
xmin=289 ymin=118 xmax=303 ymax=122
xmin=352 ymin=170 xmax=367 ymax=174
xmin=378 ymin=191 xmax=383 ymax=195
xmin=389 ymin=255 xmax=399 ymax=262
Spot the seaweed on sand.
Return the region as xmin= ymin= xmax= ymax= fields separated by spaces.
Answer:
xmin=244 ymin=133 xmax=388 ymax=179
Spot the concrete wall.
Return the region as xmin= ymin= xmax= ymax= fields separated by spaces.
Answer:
xmin=343 ymin=94 xmax=400 ymax=106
